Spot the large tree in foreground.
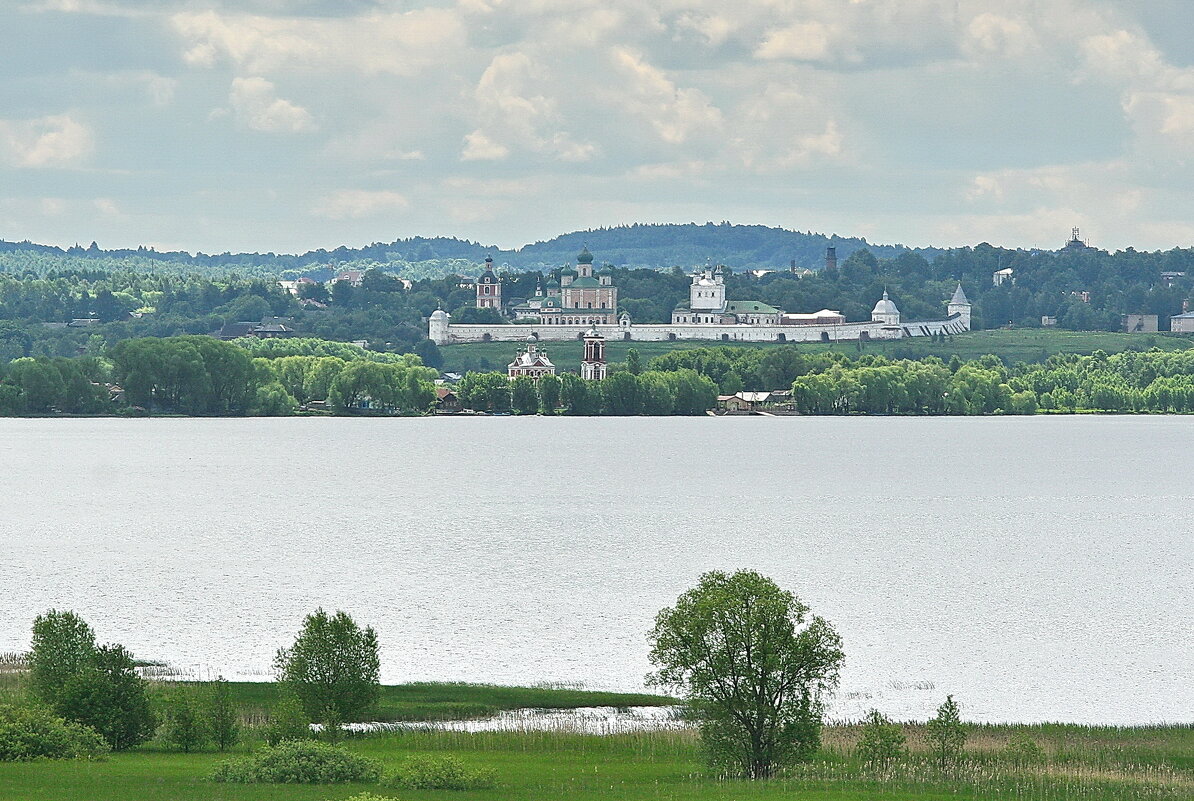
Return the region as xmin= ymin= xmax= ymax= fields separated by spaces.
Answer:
xmin=648 ymin=570 xmax=844 ymax=779
xmin=274 ymin=609 xmax=380 ymax=722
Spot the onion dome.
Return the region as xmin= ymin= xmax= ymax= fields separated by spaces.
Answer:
xmin=560 ymin=266 xmax=578 ymax=278
xmin=546 ymin=278 xmax=560 ymax=289
xmin=577 ymin=246 xmax=594 ymax=264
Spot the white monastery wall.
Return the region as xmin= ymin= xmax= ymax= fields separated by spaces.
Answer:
xmin=432 ymin=314 xmax=968 ymax=346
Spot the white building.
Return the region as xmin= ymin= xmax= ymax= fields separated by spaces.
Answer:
xmin=431 ymin=287 xmax=971 ymax=346
xmin=507 ymin=339 xmax=556 ymax=379
xmin=993 ymin=267 xmax=1014 ymax=286
xmin=1170 ymin=312 xmax=1194 ymax=333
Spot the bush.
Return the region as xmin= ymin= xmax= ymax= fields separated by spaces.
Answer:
xmin=162 ymin=692 xmax=208 ymax=752
xmin=856 ymin=709 xmax=906 ymax=765
xmin=334 ymin=795 xmax=401 ymax=801
xmin=0 ymin=704 xmax=109 ymax=761
xmin=210 ymin=740 xmax=381 ymax=784
xmin=1005 ymin=731 xmax=1046 ymax=765
xmin=383 ymin=754 xmax=497 ymax=791
xmin=264 ymin=693 xmax=310 ymax=746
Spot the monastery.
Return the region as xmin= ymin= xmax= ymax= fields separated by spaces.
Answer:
xmin=429 ymin=248 xmax=971 ymax=346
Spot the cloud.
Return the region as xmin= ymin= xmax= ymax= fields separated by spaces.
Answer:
xmin=755 ymin=21 xmax=834 ymax=62
xmin=228 ymin=76 xmax=314 ymax=133
xmin=311 ymin=189 xmax=409 ymax=219
xmin=171 ymin=8 xmax=466 ymax=76
xmin=0 ymin=115 xmax=93 ymax=167
xmin=607 ymin=48 xmax=722 ymax=145
xmin=461 ymin=130 xmax=509 ymax=161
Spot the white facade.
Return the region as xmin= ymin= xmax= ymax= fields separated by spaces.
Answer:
xmin=690 ymin=267 xmax=726 ymax=312
xmin=432 ymin=289 xmax=970 ymax=346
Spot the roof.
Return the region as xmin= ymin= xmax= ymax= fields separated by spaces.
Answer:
xmin=950 ymin=283 xmax=970 ymax=305
xmin=736 ymin=392 xmax=772 ymax=402
xmin=569 ymin=276 xmax=601 ymax=288
xmin=577 ymin=246 xmax=594 ymax=264
xmin=435 ymin=387 xmax=457 ymax=399
xmin=1171 ymin=312 xmax=1194 ymax=319
xmin=872 ymin=290 xmax=899 ymax=315
xmin=725 ymin=300 xmax=780 ymax=314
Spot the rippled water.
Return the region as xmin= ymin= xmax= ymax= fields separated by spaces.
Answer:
xmin=2 ymin=417 xmax=1190 ymax=725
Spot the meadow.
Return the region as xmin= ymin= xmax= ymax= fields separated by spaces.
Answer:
xmin=438 ymin=329 xmax=1194 ymax=374
xmin=0 ymin=719 xmax=1188 ymax=801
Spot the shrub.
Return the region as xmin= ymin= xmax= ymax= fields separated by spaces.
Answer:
xmin=0 ymin=704 xmax=109 ymax=761
xmin=57 ymin=644 xmax=155 ymax=751
xmin=210 ymin=740 xmax=381 ymax=784
xmin=264 ymin=693 xmax=311 ymax=746
xmin=162 ymin=692 xmax=208 ymax=753
xmin=207 ymin=677 xmax=240 ymax=751
xmin=856 ymin=709 xmax=906 ymax=765
xmin=384 ymin=754 xmax=497 ymax=791
xmin=1005 ymin=731 xmax=1046 ymax=765
xmin=334 ymin=795 xmax=401 ymax=801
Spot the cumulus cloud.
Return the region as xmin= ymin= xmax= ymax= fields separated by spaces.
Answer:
xmin=228 ymin=76 xmax=314 ymax=133
xmin=0 ymin=115 xmax=93 ymax=168
xmin=311 ymin=189 xmax=409 ymax=219
xmin=608 ymin=48 xmax=722 ymax=145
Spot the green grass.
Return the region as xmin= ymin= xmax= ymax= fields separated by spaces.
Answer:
xmin=439 ymin=329 xmax=1194 ymax=373
xmin=172 ymin=681 xmax=678 ymax=723
xmin=2 ymin=724 xmax=1190 ymax=801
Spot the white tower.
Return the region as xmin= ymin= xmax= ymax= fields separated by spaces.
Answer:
xmin=948 ymin=283 xmax=971 ymax=330
xmin=429 ymin=308 xmax=450 ymax=345
xmin=580 ymin=327 xmax=607 ymax=380
xmin=871 ymin=290 xmax=901 ymax=325
xmin=690 ymin=266 xmax=726 ymax=314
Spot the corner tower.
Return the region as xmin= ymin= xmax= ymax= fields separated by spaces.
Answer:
xmin=948 ymin=283 xmax=971 ymax=330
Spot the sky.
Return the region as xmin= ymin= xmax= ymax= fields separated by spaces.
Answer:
xmin=4 ymin=0 xmax=1194 ymax=254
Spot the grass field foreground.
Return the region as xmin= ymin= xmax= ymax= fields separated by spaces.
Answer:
xmin=1 ymin=721 xmax=1190 ymax=801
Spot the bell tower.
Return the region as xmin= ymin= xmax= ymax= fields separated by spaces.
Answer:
xmin=580 ymin=328 xmax=607 ymax=380
xmin=476 ymin=255 xmax=501 ymax=309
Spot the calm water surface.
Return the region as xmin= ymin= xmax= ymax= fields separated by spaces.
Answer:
xmin=2 ymin=417 xmax=1190 ymax=724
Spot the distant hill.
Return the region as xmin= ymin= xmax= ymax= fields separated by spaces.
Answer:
xmin=0 ymin=223 xmax=937 ymax=277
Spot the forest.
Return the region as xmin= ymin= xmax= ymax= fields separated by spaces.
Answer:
xmin=2 ymin=232 xmax=1194 ymax=365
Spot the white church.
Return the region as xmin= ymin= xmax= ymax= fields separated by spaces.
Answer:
xmin=430 ymin=252 xmax=972 ymax=346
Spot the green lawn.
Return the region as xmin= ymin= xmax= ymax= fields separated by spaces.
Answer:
xmin=439 ymin=329 xmax=1194 ymax=373
xmin=2 ymin=724 xmax=1190 ymax=801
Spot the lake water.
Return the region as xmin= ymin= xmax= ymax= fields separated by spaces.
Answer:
xmin=1 ymin=417 xmax=1190 ymax=725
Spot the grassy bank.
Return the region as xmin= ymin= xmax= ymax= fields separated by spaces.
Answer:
xmin=439 ymin=329 xmax=1194 ymax=373
xmin=1 ymin=723 xmax=1189 ymax=801
xmin=174 ymin=681 xmax=678 ymax=723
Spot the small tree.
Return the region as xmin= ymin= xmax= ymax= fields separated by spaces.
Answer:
xmin=264 ymin=693 xmax=310 ymax=746
xmin=275 ymin=609 xmax=380 ymax=722
xmin=856 ymin=709 xmax=906 ymax=766
xmin=1004 ymin=730 xmax=1045 ymax=766
xmin=537 ymin=373 xmax=561 ymax=413
xmin=163 ymin=690 xmax=208 ymax=752
xmin=58 ymin=644 xmax=155 ymax=751
xmin=208 ymin=677 xmax=240 ymax=751
xmin=319 ymin=704 xmax=344 ymax=744
xmin=510 ymin=377 xmax=539 ymax=415
xmin=926 ymin=695 xmax=967 ymax=771
xmin=648 ymin=570 xmax=844 ymax=779
xmin=29 ymin=610 xmax=96 ymax=705
xmin=626 ymin=348 xmax=642 ymax=375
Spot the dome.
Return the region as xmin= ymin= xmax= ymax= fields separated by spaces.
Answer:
xmin=546 ymin=278 xmax=560 ymax=289
xmin=871 ymin=290 xmax=899 ymax=316
xmin=583 ymin=326 xmax=601 ymax=338
xmin=597 ymin=265 xmax=614 ymax=275
xmin=577 ymin=247 xmax=594 ymax=265
xmin=560 ymin=266 xmax=578 ymax=278
xmin=430 ymin=308 xmax=449 ymax=320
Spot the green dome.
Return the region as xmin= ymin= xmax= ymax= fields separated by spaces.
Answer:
xmin=560 ymin=266 xmax=578 ymax=277
xmin=597 ymin=265 xmax=614 ymax=275
xmin=546 ymin=278 xmax=560 ymax=288
xmin=577 ymin=247 xmax=594 ymax=265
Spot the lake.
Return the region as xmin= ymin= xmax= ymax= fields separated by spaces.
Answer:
xmin=2 ymin=417 xmax=1190 ymax=725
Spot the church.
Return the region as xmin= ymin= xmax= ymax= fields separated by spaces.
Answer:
xmin=492 ymin=247 xmax=619 ymax=326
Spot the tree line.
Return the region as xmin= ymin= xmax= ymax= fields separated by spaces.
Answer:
xmin=0 ymin=336 xmax=438 ymax=416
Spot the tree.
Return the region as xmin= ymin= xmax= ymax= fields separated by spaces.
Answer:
xmin=275 ymin=609 xmax=380 ymax=722
xmin=926 ymin=695 xmax=967 ymax=771
xmin=510 ymin=376 xmax=539 ymax=415
xmin=626 ymin=348 xmax=642 ymax=375
xmin=537 ymin=373 xmax=561 ymax=413
xmin=57 ymin=644 xmax=155 ymax=751
xmin=208 ymin=677 xmax=240 ymax=751
xmin=29 ymin=610 xmax=96 ymax=705
xmin=162 ymin=689 xmax=208 ymax=752
xmin=414 ymin=339 xmax=443 ymax=370
xmin=264 ymin=692 xmax=310 ymax=746
xmin=648 ymin=570 xmax=844 ymax=779
xmin=856 ymin=709 xmax=906 ymax=766
xmin=601 ymin=372 xmax=641 ymax=415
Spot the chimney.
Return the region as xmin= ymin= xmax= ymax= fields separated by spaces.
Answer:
xmin=825 ymin=246 xmax=837 ymax=271
xmin=790 ymin=259 xmax=796 ymax=273
xmin=1184 ymin=299 xmax=1190 ymax=314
